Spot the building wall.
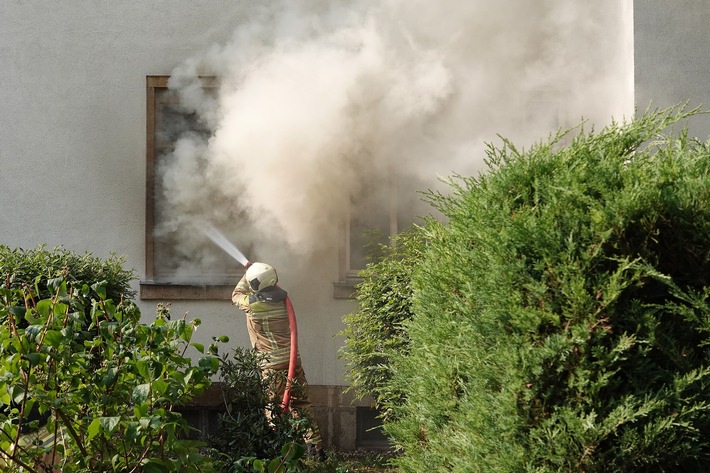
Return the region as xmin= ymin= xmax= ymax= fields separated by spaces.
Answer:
xmin=1 ymin=0 xmax=674 ymax=451
xmin=634 ymin=0 xmax=710 ymax=138
xmin=0 ymin=1 xmax=354 ymax=388
xmin=0 ymin=1 xmax=359 ymax=447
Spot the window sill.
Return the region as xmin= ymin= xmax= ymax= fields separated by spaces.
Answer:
xmin=141 ymin=281 xmax=359 ymax=301
xmin=140 ymin=281 xmax=234 ymax=301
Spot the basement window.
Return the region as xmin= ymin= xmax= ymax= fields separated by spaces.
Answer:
xmin=355 ymin=406 xmax=390 ymax=449
xmin=142 ymin=75 xmax=241 ymax=300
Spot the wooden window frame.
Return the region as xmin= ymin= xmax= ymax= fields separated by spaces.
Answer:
xmin=333 ymin=186 xmax=399 ymax=299
xmin=142 ymin=76 xmax=401 ymax=301
xmin=141 ymin=75 xmax=235 ymax=301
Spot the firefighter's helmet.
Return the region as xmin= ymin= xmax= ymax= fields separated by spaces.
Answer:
xmin=245 ymin=262 xmax=278 ymax=292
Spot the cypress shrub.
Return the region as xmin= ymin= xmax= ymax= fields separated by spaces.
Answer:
xmin=384 ymin=107 xmax=710 ymax=472
xmin=339 ymin=227 xmax=429 ymax=419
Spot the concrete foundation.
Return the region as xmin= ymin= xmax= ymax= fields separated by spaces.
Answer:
xmin=176 ymin=383 xmax=389 ymax=452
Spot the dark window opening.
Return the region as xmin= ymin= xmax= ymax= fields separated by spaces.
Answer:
xmin=356 ymin=406 xmax=390 ymax=450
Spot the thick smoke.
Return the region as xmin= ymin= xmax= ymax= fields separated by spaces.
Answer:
xmin=157 ymin=0 xmax=633 ymax=275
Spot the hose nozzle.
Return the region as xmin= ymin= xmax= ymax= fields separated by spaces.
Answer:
xmin=244 ymin=261 xmax=253 ymax=270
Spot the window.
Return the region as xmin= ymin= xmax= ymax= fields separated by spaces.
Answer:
xmin=144 ymin=76 xmax=414 ymax=301
xmin=355 ymin=406 xmax=390 ymax=449
xmin=343 ymin=186 xmax=398 ymax=277
xmin=142 ymin=75 xmax=242 ymax=300
xmin=334 ymin=183 xmax=410 ymax=299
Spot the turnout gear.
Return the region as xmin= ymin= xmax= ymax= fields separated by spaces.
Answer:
xmin=232 ymin=265 xmax=324 ymax=452
xmin=233 ymin=277 xmax=293 ymax=370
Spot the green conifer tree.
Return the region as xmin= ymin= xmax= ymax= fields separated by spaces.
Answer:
xmin=383 ymin=107 xmax=710 ymax=472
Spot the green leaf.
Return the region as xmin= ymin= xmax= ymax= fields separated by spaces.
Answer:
xmin=53 ymin=302 xmax=68 ymax=316
xmin=198 ymin=356 xmax=220 ymax=373
xmin=91 ymin=281 xmax=107 ymax=300
xmin=36 ymin=299 xmax=53 ymax=318
xmin=282 ymin=442 xmax=305 ymax=461
xmin=252 ymin=459 xmax=265 ymax=473
xmin=102 ymin=366 xmax=118 ymax=387
xmin=24 ymin=352 xmax=43 ymax=366
xmin=8 ymin=306 xmax=26 ymax=321
xmin=47 ymin=277 xmax=64 ymax=293
xmin=141 ymin=458 xmax=171 ymax=473
xmin=168 ymin=370 xmax=185 ymax=386
xmin=24 ymin=324 xmax=44 ymax=340
xmin=267 ymin=457 xmax=283 ymax=473
xmin=181 ymin=321 xmax=193 ymax=343
xmin=87 ymin=417 xmax=102 ymax=442
xmin=44 ymin=330 xmax=63 ymax=348
xmin=136 ymin=359 xmax=151 ymax=381
xmin=139 ymin=415 xmax=162 ymax=430
xmin=151 ymin=361 xmax=164 ymax=378
xmin=191 ymin=343 xmax=205 ymax=354
xmin=134 ymin=403 xmax=148 ymax=418
xmin=169 ymin=319 xmax=186 ymax=338
xmin=0 ymin=388 xmax=10 ymax=405
xmin=152 ymin=379 xmax=168 ymax=397
xmin=124 ymin=421 xmax=140 ymax=443
xmin=9 ymin=385 xmax=25 ymax=404
xmin=132 ymin=384 xmax=151 ymax=404
xmin=60 ymin=325 xmax=74 ymax=339
xmin=100 ymin=416 xmax=120 ymax=436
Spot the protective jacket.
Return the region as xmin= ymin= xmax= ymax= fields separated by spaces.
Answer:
xmin=232 ymin=275 xmax=300 ymax=370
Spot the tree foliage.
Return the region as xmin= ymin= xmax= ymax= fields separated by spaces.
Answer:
xmin=353 ymin=106 xmax=710 ymax=471
xmin=338 ymin=227 xmax=427 ymax=419
xmin=209 ymin=347 xmax=307 ymax=473
xmin=0 ymin=245 xmax=135 ymax=305
xmin=0 ymin=246 xmax=221 ymax=472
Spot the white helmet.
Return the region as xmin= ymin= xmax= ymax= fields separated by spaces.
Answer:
xmin=245 ymin=262 xmax=278 ymax=292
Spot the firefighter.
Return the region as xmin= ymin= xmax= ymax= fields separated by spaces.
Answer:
xmin=232 ymin=262 xmax=325 ymax=461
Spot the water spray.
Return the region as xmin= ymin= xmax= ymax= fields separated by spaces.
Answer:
xmin=199 ymin=221 xmax=297 ymax=412
xmin=200 ymin=221 xmax=251 ymax=268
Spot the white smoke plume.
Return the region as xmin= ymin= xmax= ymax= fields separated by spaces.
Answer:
xmin=157 ymin=0 xmax=633 ymax=275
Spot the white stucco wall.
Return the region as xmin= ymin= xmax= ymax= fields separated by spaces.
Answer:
xmin=0 ymin=1 xmax=355 ymax=386
xmin=1 ymin=1 xmax=644 ymax=389
xmin=634 ymin=0 xmax=710 ymax=138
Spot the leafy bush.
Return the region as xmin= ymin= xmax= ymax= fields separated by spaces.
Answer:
xmin=0 ymin=246 xmax=221 ymax=472
xmin=382 ymin=107 xmax=710 ymax=472
xmin=0 ymin=245 xmax=135 ymax=304
xmin=339 ymin=227 xmax=427 ymax=419
xmin=209 ymin=348 xmax=308 ymax=473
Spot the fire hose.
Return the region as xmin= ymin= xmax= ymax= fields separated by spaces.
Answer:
xmin=244 ymin=261 xmax=298 ymax=413
xmin=282 ymin=295 xmax=298 ymax=412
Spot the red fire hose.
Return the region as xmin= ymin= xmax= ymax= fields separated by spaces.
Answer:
xmin=282 ymin=295 xmax=298 ymax=412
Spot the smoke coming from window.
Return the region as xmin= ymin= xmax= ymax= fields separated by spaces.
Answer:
xmin=158 ymin=0 xmax=633 ymax=274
